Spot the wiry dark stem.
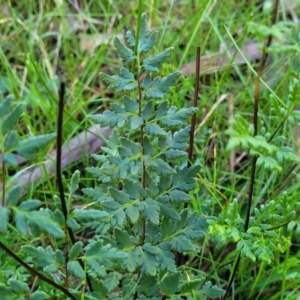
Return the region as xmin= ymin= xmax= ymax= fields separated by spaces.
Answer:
xmin=223 ymin=0 xmax=280 ymax=298
xmin=56 ymin=83 xmax=69 ymax=288
xmin=188 ymin=46 xmax=201 ymax=168
xmin=0 ymin=240 xmax=76 ymax=300
xmin=56 ymin=82 xmax=93 ymax=292
xmin=1 ymin=160 xmax=5 ymax=206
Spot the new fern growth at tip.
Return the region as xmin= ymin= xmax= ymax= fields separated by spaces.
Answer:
xmin=77 ymin=13 xmax=223 ymax=299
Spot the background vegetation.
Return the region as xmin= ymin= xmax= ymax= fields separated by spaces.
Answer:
xmin=1 ymin=0 xmax=300 ymax=299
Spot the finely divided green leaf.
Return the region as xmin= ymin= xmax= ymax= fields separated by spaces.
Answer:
xmin=181 ymin=278 xmax=204 ymax=293
xmin=168 ymin=189 xmax=191 ymax=202
xmin=129 ymin=116 xmax=144 ymax=129
xmin=140 ymin=198 xmax=160 ymax=224
xmin=89 ymin=110 xmax=127 ymax=128
xmin=143 ymin=48 xmax=175 ymax=72
xmin=144 ymin=123 xmax=167 ymax=136
xmin=85 ymin=240 xmax=127 ymax=260
xmin=156 ymin=100 xmax=169 ymax=118
xmin=28 ymin=211 xmax=65 ymax=238
xmin=171 ymin=235 xmax=195 ymax=252
xmin=126 ymin=31 xmax=135 ymax=47
xmin=0 ymin=284 xmax=14 ymax=298
xmin=115 ymin=228 xmax=133 ymax=248
xmin=139 ymin=247 xmax=158 ymax=276
xmin=237 ymin=239 xmax=256 ymax=261
xmin=21 ymin=245 xmax=52 ymax=267
xmin=124 ymin=96 xmax=138 ymax=113
xmin=124 ymin=247 xmax=141 ymax=272
xmin=155 ymin=159 xmax=176 ymax=176
xmin=15 ymin=211 xmax=27 ymax=234
xmin=142 ymin=73 xmax=151 ymax=89
xmin=125 ymin=205 xmax=140 ymax=223
xmin=71 ymin=208 xmax=108 ymax=221
xmin=100 ymin=71 xmax=137 ymax=92
xmin=165 ymin=149 xmax=187 ymax=159
xmin=142 ymin=100 xmax=154 ymax=121
xmin=67 ymin=261 xmax=85 ymax=280
xmin=120 ymin=137 xmax=142 ymax=154
xmin=113 ymin=36 xmax=135 ymax=62
xmin=144 ymin=72 xmax=181 ymax=99
xmin=157 ymin=243 xmax=176 ymax=272
xmin=159 ymin=272 xmax=180 ymax=294
xmin=8 ymin=279 xmax=30 ymax=294
xmin=109 ymin=187 xmax=129 ymax=204
xmin=29 ymin=290 xmax=48 ymax=300
xmin=140 ymin=31 xmax=159 ymax=52
xmin=69 ymin=241 xmax=83 ymax=260
xmin=199 ymin=281 xmax=225 ymax=299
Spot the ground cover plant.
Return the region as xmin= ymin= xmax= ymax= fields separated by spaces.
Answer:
xmin=1 ymin=0 xmax=300 ymax=299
